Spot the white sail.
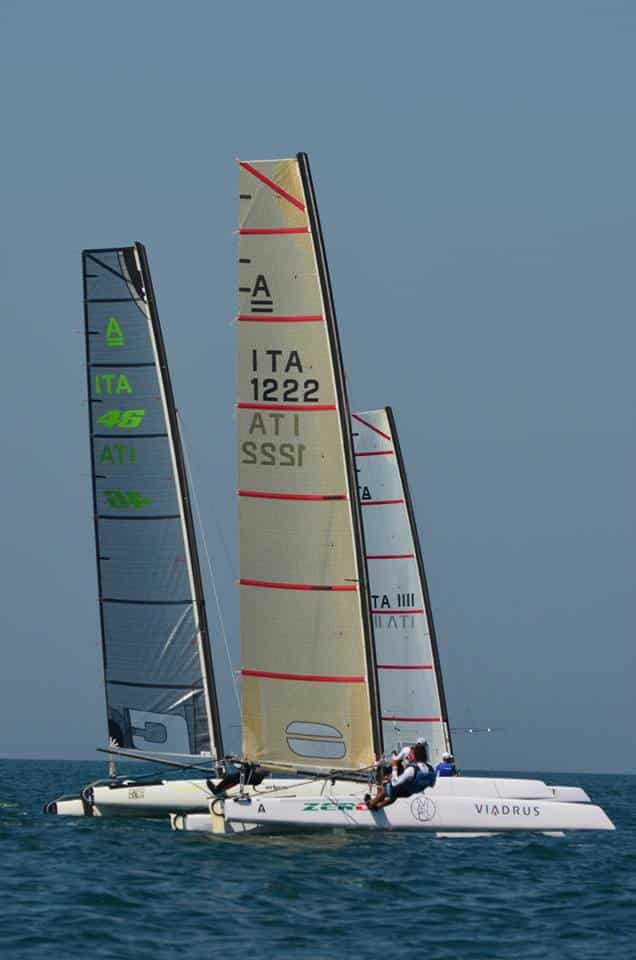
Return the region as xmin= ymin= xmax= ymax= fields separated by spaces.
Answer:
xmin=352 ymin=408 xmax=452 ymax=764
xmin=237 ymin=155 xmax=380 ymax=770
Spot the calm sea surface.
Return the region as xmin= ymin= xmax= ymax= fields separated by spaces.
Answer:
xmin=0 ymin=760 xmax=634 ymax=959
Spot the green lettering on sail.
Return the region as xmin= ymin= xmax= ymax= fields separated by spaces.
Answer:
xmin=99 ymin=445 xmax=136 ymax=465
xmin=96 ymin=409 xmax=145 ymax=429
xmin=104 ymin=490 xmax=151 ymax=509
xmin=106 ymin=317 xmax=125 ymax=347
xmin=94 ymin=374 xmax=132 ymax=395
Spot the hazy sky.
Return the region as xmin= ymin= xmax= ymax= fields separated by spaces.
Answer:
xmin=0 ymin=0 xmax=633 ymax=774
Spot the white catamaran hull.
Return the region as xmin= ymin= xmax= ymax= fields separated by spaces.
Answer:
xmin=222 ymin=794 xmax=614 ymax=834
xmin=46 ymin=774 xmax=589 ymax=819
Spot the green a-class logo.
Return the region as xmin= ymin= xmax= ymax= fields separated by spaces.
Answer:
xmin=106 ymin=316 xmax=125 ymax=347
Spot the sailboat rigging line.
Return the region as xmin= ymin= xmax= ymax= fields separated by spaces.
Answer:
xmin=297 ymin=151 xmax=383 ymax=761
xmin=351 ymin=412 xmax=391 ymax=441
xmin=239 ymin=160 xmax=307 ymax=212
xmin=178 ymin=411 xmax=242 ymax=715
xmin=96 ymin=747 xmax=218 ymax=776
xmin=136 ymin=243 xmax=224 ymax=760
xmin=386 ymin=406 xmax=454 ymax=755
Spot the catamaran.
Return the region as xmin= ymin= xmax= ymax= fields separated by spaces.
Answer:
xmin=44 ymin=243 xmax=229 ymax=816
xmin=174 ymin=154 xmax=612 ymax=835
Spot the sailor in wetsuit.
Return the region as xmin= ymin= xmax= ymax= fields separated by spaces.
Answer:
xmin=366 ymin=742 xmax=435 ymax=811
xmin=435 ymin=752 xmax=457 ymax=777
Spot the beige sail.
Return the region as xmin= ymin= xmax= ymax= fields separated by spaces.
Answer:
xmin=237 ymin=156 xmax=378 ymax=770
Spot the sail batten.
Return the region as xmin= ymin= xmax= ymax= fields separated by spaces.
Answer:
xmin=83 ymin=243 xmax=223 ymax=760
xmin=353 ymin=407 xmax=453 ymax=764
xmin=237 ymin=155 xmax=380 ymax=769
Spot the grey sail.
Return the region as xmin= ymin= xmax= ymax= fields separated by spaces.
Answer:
xmin=83 ymin=243 xmax=223 ymax=759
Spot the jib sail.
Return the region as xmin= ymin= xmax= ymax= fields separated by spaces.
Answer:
xmin=352 ymin=407 xmax=453 ymax=764
xmin=83 ymin=243 xmax=223 ymax=759
xmin=237 ymin=155 xmax=381 ymax=770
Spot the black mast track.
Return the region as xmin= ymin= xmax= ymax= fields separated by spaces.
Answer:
xmin=385 ymin=406 xmax=454 ymax=755
xmin=134 ymin=242 xmax=225 ymax=761
xmin=296 ymin=153 xmax=383 ymax=761
xmin=82 ymin=250 xmax=111 ymax=749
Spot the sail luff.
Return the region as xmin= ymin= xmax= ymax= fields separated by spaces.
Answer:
xmin=82 ymin=249 xmax=110 ymax=747
xmin=385 ymin=406 xmax=454 ymax=756
xmin=296 ymin=153 xmax=383 ymax=760
xmin=134 ymin=243 xmax=224 ymax=760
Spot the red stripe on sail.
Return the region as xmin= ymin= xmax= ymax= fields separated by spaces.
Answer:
xmin=352 ymin=413 xmax=391 ymax=441
xmin=238 ymin=315 xmax=324 ymax=323
xmin=366 ymin=553 xmax=415 ymax=560
xmin=360 ymin=499 xmax=404 ymax=506
xmin=242 ymin=669 xmax=365 ymax=683
xmin=239 ymin=161 xmax=306 ymax=212
xmin=381 ymin=716 xmax=442 ymax=722
xmin=240 ymin=579 xmax=357 ymax=592
xmin=238 ymin=403 xmax=336 ymax=411
xmin=372 ymin=608 xmax=424 ymax=614
xmin=377 ymin=664 xmax=433 ymax=670
xmin=355 ymin=450 xmax=394 ymax=457
xmin=239 ymin=490 xmax=347 ymax=502
xmin=239 ymin=227 xmax=308 ymax=235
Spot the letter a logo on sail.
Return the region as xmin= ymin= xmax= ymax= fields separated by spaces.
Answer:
xmin=106 ymin=317 xmax=125 ymax=347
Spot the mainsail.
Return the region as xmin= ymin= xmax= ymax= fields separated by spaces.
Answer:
xmin=83 ymin=243 xmax=223 ymax=759
xmin=237 ymin=154 xmax=381 ymax=769
xmin=352 ymin=408 xmax=453 ymax=764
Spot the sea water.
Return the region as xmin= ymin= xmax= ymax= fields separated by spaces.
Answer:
xmin=0 ymin=760 xmax=634 ymax=960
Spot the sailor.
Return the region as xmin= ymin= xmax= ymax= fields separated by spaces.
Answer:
xmin=389 ymin=737 xmax=429 ymax=773
xmin=208 ymin=762 xmax=268 ymax=796
xmin=435 ymin=752 xmax=457 ymax=777
xmin=366 ymin=742 xmax=435 ymax=811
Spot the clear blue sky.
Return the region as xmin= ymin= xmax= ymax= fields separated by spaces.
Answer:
xmin=0 ymin=0 xmax=633 ymax=774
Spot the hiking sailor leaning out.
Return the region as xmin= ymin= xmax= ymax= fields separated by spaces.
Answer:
xmin=366 ymin=742 xmax=436 ymax=811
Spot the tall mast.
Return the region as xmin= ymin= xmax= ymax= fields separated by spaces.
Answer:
xmin=297 ymin=154 xmax=383 ymax=760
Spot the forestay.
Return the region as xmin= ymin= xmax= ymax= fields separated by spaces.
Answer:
xmin=237 ymin=155 xmax=381 ymax=770
xmin=83 ymin=243 xmax=222 ymax=759
xmin=352 ymin=408 xmax=452 ymax=764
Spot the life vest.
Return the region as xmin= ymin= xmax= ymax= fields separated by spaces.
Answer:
xmin=401 ymin=762 xmax=436 ymax=796
xmin=436 ymin=761 xmax=457 ymax=777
